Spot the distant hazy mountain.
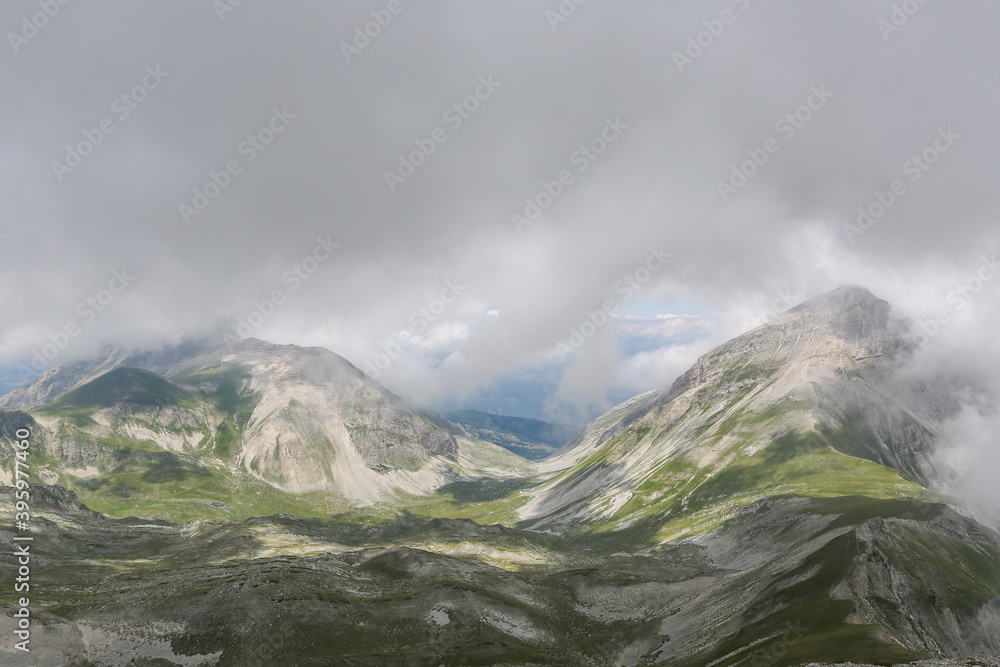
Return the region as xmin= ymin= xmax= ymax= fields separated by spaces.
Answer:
xmin=444 ymin=409 xmax=582 ymax=459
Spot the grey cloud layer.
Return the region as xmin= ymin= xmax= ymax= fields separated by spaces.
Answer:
xmin=1 ymin=1 xmax=998 ymax=436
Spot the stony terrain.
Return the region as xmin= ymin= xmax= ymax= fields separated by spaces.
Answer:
xmin=805 ymin=659 xmax=1000 ymax=667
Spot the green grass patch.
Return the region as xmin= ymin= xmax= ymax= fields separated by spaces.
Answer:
xmin=436 ymin=477 xmax=537 ymax=504
xmin=214 ymin=421 xmax=236 ymax=458
xmin=682 ymin=430 xmax=930 ymax=516
xmin=175 ymin=363 xmax=260 ymax=428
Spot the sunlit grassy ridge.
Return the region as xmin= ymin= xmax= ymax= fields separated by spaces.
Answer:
xmin=34 ymin=367 xmax=201 ymax=426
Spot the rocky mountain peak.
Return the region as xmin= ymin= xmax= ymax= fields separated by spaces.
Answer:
xmin=779 ymin=284 xmax=892 ymax=340
xmin=789 ymin=284 xmax=881 ymax=312
xmin=655 ymin=286 xmax=896 ymax=407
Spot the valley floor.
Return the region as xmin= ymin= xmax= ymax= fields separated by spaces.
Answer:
xmin=3 ymin=485 xmax=999 ymax=666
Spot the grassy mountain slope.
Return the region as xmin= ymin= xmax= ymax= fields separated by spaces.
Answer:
xmin=1 ymin=350 xmax=533 ymax=522
xmin=518 ymin=287 xmax=954 ymax=539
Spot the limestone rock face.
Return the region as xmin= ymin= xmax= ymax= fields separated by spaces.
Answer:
xmin=219 ymin=341 xmax=459 ymax=498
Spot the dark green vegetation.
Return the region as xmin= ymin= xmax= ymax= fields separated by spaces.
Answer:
xmin=445 ymin=409 xmax=582 ymax=459
xmin=437 ymin=477 xmax=537 ymax=503
xmin=0 ymin=407 xmax=37 ymax=440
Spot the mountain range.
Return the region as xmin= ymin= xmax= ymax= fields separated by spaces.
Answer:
xmin=1 ymin=286 xmax=998 ymax=666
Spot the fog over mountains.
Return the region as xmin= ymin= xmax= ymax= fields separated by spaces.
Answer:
xmin=2 ymin=286 xmax=1000 ymax=664
xmin=3 ymin=1 xmax=1000 ymax=429
xmin=4 ymin=1 xmax=1000 ymax=664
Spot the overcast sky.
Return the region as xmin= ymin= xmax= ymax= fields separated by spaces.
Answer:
xmin=2 ymin=1 xmax=999 ymax=429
